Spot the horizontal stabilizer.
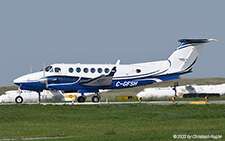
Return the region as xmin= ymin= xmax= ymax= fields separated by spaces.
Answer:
xmin=178 ymin=38 xmax=218 ymax=44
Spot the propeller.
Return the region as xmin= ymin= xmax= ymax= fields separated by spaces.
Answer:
xmin=38 ymin=63 xmax=49 ymax=88
xmin=38 ymin=63 xmax=59 ymax=88
xmin=37 ymin=63 xmax=47 ymax=104
xmin=43 ymin=62 xmax=46 ymax=79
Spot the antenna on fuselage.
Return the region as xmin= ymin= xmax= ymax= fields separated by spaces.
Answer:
xmin=116 ymin=59 xmax=120 ymax=66
xmin=43 ymin=62 xmax=45 ymax=78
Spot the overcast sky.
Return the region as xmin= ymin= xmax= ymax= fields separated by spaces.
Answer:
xmin=0 ymin=0 xmax=224 ymax=86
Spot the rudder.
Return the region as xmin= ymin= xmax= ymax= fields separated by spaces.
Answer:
xmin=168 ymin=39 xmax=217 ymax=73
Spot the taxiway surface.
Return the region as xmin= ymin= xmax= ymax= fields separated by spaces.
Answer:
xmin=1 ymin=101 xmax=225 ymax=105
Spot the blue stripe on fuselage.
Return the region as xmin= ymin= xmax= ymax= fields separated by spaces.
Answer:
xmin=110 ymin=73 xmax=180 ymax=89
xmin=17 ymin=73 xmax=180 ymax=92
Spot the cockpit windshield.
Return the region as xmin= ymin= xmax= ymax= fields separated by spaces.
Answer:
xmin=45 ymin=66 xmax=53 ymax=72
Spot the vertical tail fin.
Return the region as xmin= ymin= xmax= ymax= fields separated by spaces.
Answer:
xmin=168 ymin=39 xmax=217 ymax=73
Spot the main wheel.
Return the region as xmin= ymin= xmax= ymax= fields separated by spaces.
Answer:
xmin=92 ymin=96 xmax=100 ymax=103
xmin=15 ymin=96 xmax=23 ymax=104
xmin=77 ymin=96 xmax=86 ymax=103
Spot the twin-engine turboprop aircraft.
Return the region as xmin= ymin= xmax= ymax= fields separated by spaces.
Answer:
xmin=14 ymin=39 xmax=217 ymax=102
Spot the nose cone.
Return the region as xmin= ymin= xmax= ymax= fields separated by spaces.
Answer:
xmin=13 ymin=72 xmax=46 ymax=91
xmin=13 ymin=77 xmax=21 ymax=85
xmin=13 ymin=72 xmax=43 ymax=86
xmin=13 ymin=75 xmax=28 ymax=85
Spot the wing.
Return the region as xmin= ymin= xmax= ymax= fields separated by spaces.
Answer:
xmin=78 ymin=66 xmax=117 ymax=87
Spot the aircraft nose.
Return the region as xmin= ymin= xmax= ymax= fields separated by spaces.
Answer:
xmin=13 ymin=77 xmax=22 ymax=85
xmin=13 ymin=72 xmax=44 ymax=86
xmin=13 ymin=76 xmax=27 ymax=85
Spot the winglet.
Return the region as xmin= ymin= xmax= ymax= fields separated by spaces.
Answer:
xmin=207 ymin=38 xmax=218 ymax=42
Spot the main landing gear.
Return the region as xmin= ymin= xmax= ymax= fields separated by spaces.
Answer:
xmin=91 ymin=95 xmax=101 ymax=103
xmin=77 ymin=93 xmax=101 ymax=103
xmin=77 ymin=94 xmax=86 ymax=103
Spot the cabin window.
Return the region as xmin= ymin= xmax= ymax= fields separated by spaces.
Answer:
xmin=69 ymin=68 xmax=74 ymax=73
xmin=91 ymin=68 xmax=95 ymax=73
xmin=83 ymin=68 xmax=89 ymax=73
xmin=76 ymin=67 xmax=81 ymax=73
xmin=55 ymin=67 xmax=61 ymax=73
xmin=136 ymin=69 xmax=141 ymax=73
xmin=104 ymin=68 xmax=110 ymax=73
xmin=45 ymin=66 xmax=52 ymax=72
xmin=97 ymin=68 xmax=102 ymax=73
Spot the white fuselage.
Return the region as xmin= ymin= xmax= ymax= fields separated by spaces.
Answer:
xmin=13 ymin=38 xmax=216 ymax=100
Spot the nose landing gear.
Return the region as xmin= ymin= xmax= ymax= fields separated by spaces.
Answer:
xmin=15 ymin=96 xmax=23 ymax=103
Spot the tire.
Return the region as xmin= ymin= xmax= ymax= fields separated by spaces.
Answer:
xmin=77 ymin=96 xmax=85 ymax=103
xmin=15 ymin=96 xmax=23 ymax=104
xmin=92 ymin=96 xmax=100 ymax=103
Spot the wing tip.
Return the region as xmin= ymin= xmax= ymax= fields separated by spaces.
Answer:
xmin=207 ymin=38 xmax=218 ymax=42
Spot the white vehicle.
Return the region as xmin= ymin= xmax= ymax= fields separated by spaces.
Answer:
xmin=0 ymin=90 xmax=109 ymax=103
xmin=0 ymin=90 xmax=63 ymax=103
xmin=137 ymin=87 xmax=175 ymax=99
xmin=14 ymin=39 xmax=217 ymax=102
xmin=176 ymin=84 xmax=225 ymax=98
xmin=137 ymin=84 xmax=225 ymax=99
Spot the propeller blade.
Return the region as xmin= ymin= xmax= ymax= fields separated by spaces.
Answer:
xmin=43 ymin=62 xmax=45 ymax=78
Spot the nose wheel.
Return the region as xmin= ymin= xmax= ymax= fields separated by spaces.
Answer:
xmin=15 ymin=96 xmax=23 ymax=103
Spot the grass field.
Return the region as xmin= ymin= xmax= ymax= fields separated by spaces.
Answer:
xmin=0 ymin=104 xmax=224 ymax=140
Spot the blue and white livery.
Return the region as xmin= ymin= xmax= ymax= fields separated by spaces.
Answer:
xmin=14 ymin=39 xmax=217 ymax=102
